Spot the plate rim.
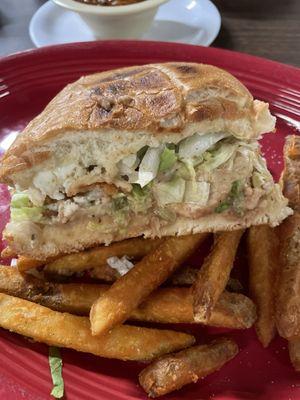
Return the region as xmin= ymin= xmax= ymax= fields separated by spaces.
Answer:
xmin=1 ymin=39 xmax=299 ymax=77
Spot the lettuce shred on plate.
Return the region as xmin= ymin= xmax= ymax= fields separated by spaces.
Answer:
xmin=49 ymin=347 xmax=64 ymax=399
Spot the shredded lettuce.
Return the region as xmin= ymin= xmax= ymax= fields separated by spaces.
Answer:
xmin=178 ymin=132 xmax=229 ymax=159
xmin=215 ymin=202 xmax=230 ymax=213
xmin=182 ymin=160 xmax=196 ymax=181
xmin=112 ymin=195 xmax=128 ymax=211
xmin=10 ymin=191 xmax=44 ymax=222
xmin=10 ymin=207 xmax=43 ymax=222
xmin=49 ymin=347 xmax=64 ymax=399
xmin=252 ymin=154 xmax=272 ymax=179
xmin=154 ymin=177 xmax=186 ymax=206
xmin=184 ymin=181 xmax=210 ymax=205
xmin=136 ymin=147 xmax=162 ymax=187
xmin=202 ymin=143 xmax=237 ymax=170
xmin=137 ymin=145 xmax=149 ymax=161
xmin=131 ymin=183 xmax=146 ymax=197
xmin=128 ymin=184 xmax=151 ymax=214
xmin=252 ymin=171 xmax=266 ymax=188
xmin=11 ymin=193 xmax=31 ymax=208
xmin=118 ymin=154 xmax=139 ymax=175
xmin=176 ymin=163 xmax=191 ymax=180
xmin=159 ymin=147 xmax=177 ymax=172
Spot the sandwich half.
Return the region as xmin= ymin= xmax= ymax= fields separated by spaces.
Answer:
xmin=0 ymin=63 xmax=292 ymax=260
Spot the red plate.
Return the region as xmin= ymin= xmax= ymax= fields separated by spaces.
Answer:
xmin=0 ymin=41 xmax=299 ymax=400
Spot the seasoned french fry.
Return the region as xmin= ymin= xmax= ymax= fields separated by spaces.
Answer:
xmin=45 ymin=262 xmax=120 ymax=282
xmin=139 ymin=337 xmax=239 ymax=397
xmin=49 ymin=262 xmax=199 ymax=285
xmin=1 ymin=246 xmax=16 ymax=259
xmin=132 ymin=288 xmax=256 ymax=328
xmin=247 ymin=225 xmax=279 ymax=347
xmin=17 ymin=256 xmax=47 ymax=272
xmin=46 ymin=264 xmax=200 ymax=285
xmin=276 ymin=135 xmax=300 ymax=339
xmin=192 ymin=230 xmax=244 ymax=323
xmin=276 ymin=212 xmax=300 ymax=339
xmin=0 ymin=265 xmax=256 ymax=328
xmin=289 ymin=339 xmax=300 ymax=372
xmin=90 ymin=233 xmax=208 ymax=335
xmin=44 ymin=237 xmax=163 ymax=276
xmin=88 ymin=264 xmax=121 ymax=281
xmin=45 ymin=262 xmax=200 ymax=285
xmin=0 ymin=293 xmax=195 ymax=361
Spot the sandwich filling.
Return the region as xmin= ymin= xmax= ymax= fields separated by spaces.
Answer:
xmin=7 ymin=132 xmax=286 ymax=244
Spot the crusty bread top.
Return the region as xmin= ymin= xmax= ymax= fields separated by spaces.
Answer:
xmin=0 ymin=62 xmax=275 ymax=183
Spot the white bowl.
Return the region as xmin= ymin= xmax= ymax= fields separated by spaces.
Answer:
xmin=51 ymin=0 xmax=170 ymax=39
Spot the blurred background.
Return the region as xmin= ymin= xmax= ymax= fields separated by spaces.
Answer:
xmin=0 ymin=0 xmax=299 ymax=66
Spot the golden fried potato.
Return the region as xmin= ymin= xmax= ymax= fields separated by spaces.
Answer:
xmin=0 ymin=265 xmax=256 ymax=328
xmin=44 ymin=237 xmax=163 ymax=276
xmin=247 ymin=225 xmax=279 ymax=347
xmin=276 ymin=212 xmax=300 ymax=339
xmin=276 ymin=135 xmax=300 ymax=339
xmin=139 ymin=337 xmax=239 ymax=397
xmin=192 ymin=230 xmax=244 ymax=323
xmin=90 ymin=233 xmax=208 ymax=335
xmin=17 ymin=256 xmax=48 ymax=272
xmin=0 ymin=293 xmax=194 ymax=361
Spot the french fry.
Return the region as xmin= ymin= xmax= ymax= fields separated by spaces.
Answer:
xmin=0 ymin=265 xmax=256 ymax=328
xmin=48 ymin=262 xmax=199 ymax=285
xmin=132 ymin=288 xmax=256 ymax=329
xmin=1 ymin=247 xmax=16 ymax=259
xmin=139 ymin=337 xmax=239 ymax=397
xmin=46 ymin=262 xmax=200 ymax=285
xmin=0 ymin=293 xmax=195 ymax=361
xmin=17 ymin=256 xmax=47 ymax=272
xmin=247 ymin=225 xmax=279 ymax=347
xmin=276 ymin=135 xmax=300 ymax=339
xmin=44 ymin=237 xmax=163 ymax=277
xmin=88 ymin=264 xmax=121 ymax=281
xmin=276 ymin=212 xmax=300 ymax=339
xmin=192 ymin=230 xmax=244 ymax=323
xmin=45 ymin=262 xmax=120 ymax=282
xmin=288 ymin=339 xmax=300 ymax=372
xmin=90 ymin=233 xmax=208 ymax=335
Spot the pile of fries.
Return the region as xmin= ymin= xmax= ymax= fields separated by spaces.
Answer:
xmin=0 ymin=135 xmax=299 ymax=398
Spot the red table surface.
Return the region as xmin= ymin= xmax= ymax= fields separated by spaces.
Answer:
xmin=0 ymin=41 xmax=299 ymax=400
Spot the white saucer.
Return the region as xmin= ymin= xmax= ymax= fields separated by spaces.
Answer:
xmin=29 ymin=0 xmax=221 ymax=47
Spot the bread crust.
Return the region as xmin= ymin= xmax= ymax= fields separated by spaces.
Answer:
xmin=0 ymin=63 xmax=275 ymax=184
